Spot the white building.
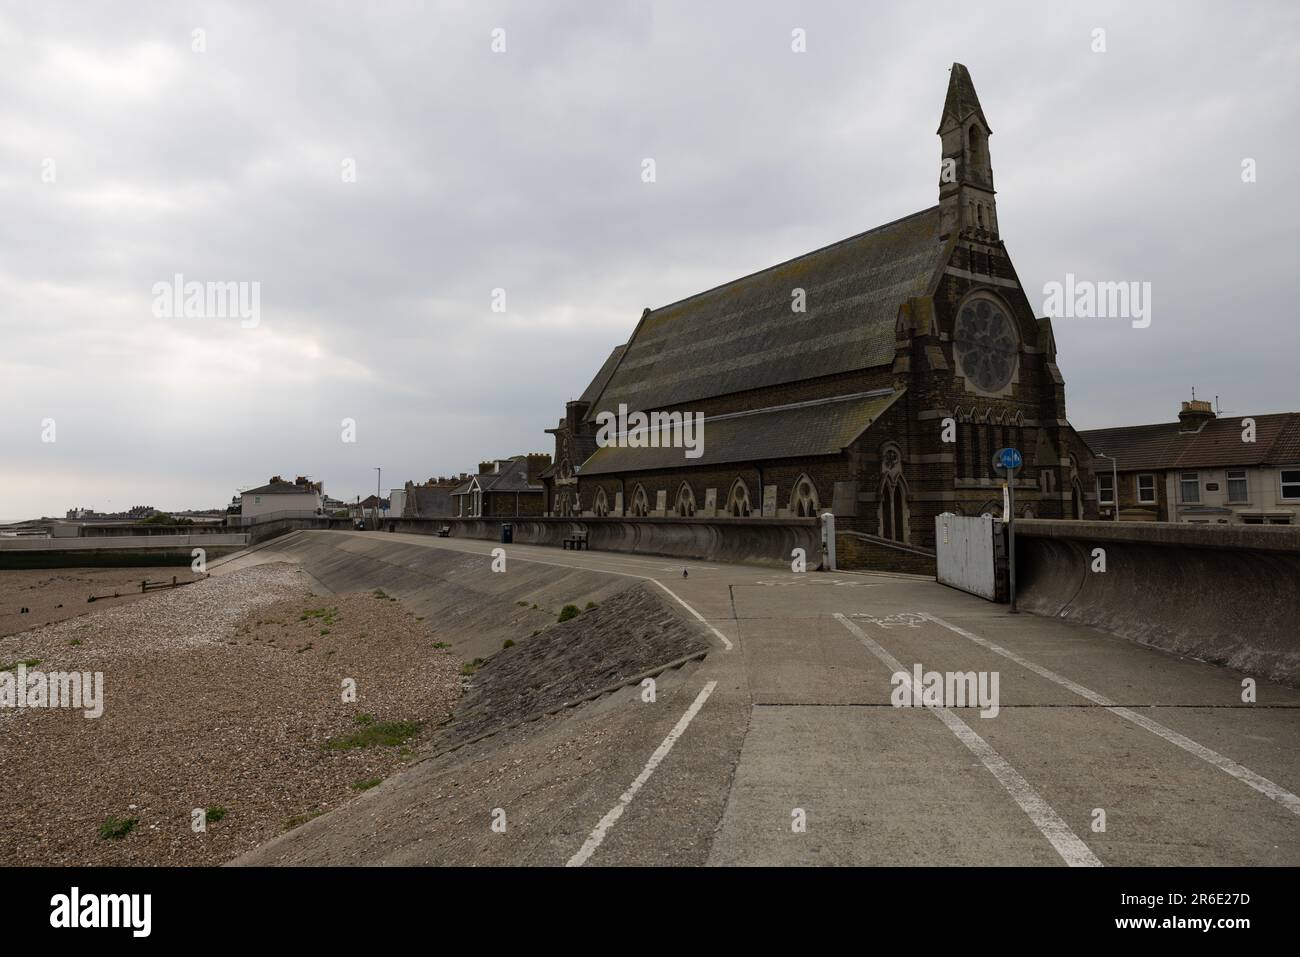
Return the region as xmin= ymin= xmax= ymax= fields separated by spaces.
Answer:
xmin=238 ymin=477 xmax=324 ymax=523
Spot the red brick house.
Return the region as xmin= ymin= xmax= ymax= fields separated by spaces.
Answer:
xmin=1081 ymin=399 xmax=1300 ymax=524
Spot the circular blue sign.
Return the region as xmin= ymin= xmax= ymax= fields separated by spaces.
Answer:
xmin=997 ymin=447 xmax=1023 ymax=470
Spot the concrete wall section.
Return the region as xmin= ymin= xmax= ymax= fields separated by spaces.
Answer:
xmin=384 ymin=516 xmax=819 ymax=568
xmin=1016 ymin=519 xmax=1300 ymax=685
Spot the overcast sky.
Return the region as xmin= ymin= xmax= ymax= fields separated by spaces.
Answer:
xmin=2 ymin=1 xmax=1297 ymax=520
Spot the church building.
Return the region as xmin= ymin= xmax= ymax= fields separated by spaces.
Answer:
xmin=542 ymin=64 xmax=1097 ymax=549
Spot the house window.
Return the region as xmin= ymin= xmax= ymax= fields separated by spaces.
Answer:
xmin=1280 ymin=469 xmax=1300 ymax=501
xmin=254 ymin=496 xmax=261 ymax=505
xmin=1097 ymin=473 xmax=1114 ymax=505
xmin=1179 ymin=472 xmax=1200 ymax=503
xmin=1137 ymin=474 xmax=1156 ymax=504
xmin=1226 ymin=469 xmax=1248 ymax=503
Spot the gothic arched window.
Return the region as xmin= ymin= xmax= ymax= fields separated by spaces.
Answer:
xmin=791 ymin=474 xmax=820 ymax=517
xmin=969 ymin=124 xmax=984 ymax=170
xmin=630 ymin=484 xmax=649 ymax=518
xmin=675 ymin=482 xmax=696 ymax=517
xmin=592 ymin=487 xmax=609 ymax=518
xmin=726 ymin=479 xmax=752 ymax=518
xmin=878 ymin=444 xmax=909 ymax=543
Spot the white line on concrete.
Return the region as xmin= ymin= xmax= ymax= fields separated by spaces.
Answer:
xmin=918 ymin=613 xmax=1300 ymax=818
xmin=567 ymin=680 xmax=719 ymax=867
xmin=834 ymin=614 xmax=1102 ymax=867
xmin=653 ymin=581 xmax=734 ymax=650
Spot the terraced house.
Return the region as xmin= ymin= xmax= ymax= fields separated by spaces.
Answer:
xmin=1081 ymin=399 xmax=1300 ymax=524
xmin=451 ymin=455 xmax=550 ymax=518
xmin=542 ymin=63 xmax=1098 ymax=548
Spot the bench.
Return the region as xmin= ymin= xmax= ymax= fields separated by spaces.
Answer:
xmin=562 ymin=531 xmax=589 ymax=550
xmin=437 ymin=525 xmax=451 ymax=538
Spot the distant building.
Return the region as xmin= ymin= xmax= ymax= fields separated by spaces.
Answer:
xmin=239 ymin=475 xmax=324 ymax=522
xmin=351 ymin=495 xmax=388 ymax=513
xmin=1081 ymin=399 xmax=1300 ymax=524
xmin=401 ymin=476 xmax=464 ymax=518
xmin=451 ymin=455 xmax=550 ymax=518
xmin=388 ymin=488 xmax=405 ymax=518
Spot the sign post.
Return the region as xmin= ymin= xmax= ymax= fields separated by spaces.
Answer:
xmin=993 ymin=447 xmax=1022 ymax=612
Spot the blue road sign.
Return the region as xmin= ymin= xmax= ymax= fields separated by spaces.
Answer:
xmin=997 ymin=447 xmax=1023 ymax=470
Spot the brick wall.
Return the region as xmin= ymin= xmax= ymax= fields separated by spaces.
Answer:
xmin=836 ymin=531 xmax=937 ymax=576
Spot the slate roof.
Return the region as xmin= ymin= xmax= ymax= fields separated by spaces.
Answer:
xmin=578 ymin=389 xmax=904 ymax=476
xmin=584 ymin=207 xmax=948 ymax=417
xmin=242 ymin=481 xmax=318 ymax=496
xmin=579 ymin=345 xmax=626 ymax=405
xmin=1080 ymin=412 xmax=1300 ymax=471
xmin=450 ymin=458 xmax=543 ymax=495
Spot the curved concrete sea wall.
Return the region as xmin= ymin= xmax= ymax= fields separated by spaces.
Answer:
xmin=385 ymin=516 xmax=819 ymax=568
xmin=1016 ymin=520 xmax=1300 ymax=685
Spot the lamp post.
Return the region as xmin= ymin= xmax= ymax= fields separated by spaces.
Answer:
xmin=375 ymin=467 xmax=382 ymax=526
xmin=1095 ymin=452 xmax=1119 ymax=522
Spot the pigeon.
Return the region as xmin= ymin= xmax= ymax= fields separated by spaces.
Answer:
xmin=682 ymin=569 xmax=688 ymax=579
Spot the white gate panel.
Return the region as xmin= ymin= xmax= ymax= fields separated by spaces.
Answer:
xmin=936 ymin=513 xmax=999 ymax=600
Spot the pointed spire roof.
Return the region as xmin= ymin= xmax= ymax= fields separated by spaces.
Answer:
xmin=937 ymin=62 xmax=990 ymax=134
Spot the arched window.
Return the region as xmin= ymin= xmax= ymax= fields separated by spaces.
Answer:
xmin=791 ymin=474 xmax=820 ymax=517
xmin=630 ymin=484 xmax=649 ymax=518
xmin=879 ymin=478 xmax=910 ymax=543
xmin=556 ymin=489 xmax=578 ymax=517
xmin=675 ymin=482 xmax=696 ymax=517
xmin=726 ymin=479 xmax=752 ymax=518
xmin=592 ymin=487 xmax=609 ymax=518
xmin=969 ymin=124 xmax=984 ymax=169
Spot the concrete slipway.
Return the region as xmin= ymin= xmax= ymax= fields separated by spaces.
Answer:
xmin=218 ymin=530 xmax=1300 ymax=866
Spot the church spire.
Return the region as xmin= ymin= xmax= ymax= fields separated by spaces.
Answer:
xmin=937 ymin=63 xmax=998 ymax=242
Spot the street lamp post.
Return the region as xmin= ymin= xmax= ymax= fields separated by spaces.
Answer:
xmin=375 ymin=467 xmax=382 ymax=527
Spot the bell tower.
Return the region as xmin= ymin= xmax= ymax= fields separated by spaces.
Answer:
xmin=937 ymin=63 xmax=997 ymax=241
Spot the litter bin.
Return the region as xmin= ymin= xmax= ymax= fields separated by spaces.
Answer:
xmin=501 ymin=523 xmax=513 ymax=544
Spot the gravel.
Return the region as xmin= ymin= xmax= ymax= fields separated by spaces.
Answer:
xmin=0 ymin=562 xmax=462 ymax=866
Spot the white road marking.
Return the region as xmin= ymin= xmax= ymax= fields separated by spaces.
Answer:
xmin=919 ymin=613 xmax=1300 ymax=818
xmin=834 ymin=614 xmax=1102 ymax=867
xmin=653 ymin=581 xmax=734 ymax=650
xmin=567 ymin=680 xmax=718 ymax=867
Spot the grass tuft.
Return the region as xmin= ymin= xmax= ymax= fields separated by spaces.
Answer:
xmin=326 ymin=719 xmax=422 ymax=750
xmin=99 ymin=816 xmax=138 ymax=840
